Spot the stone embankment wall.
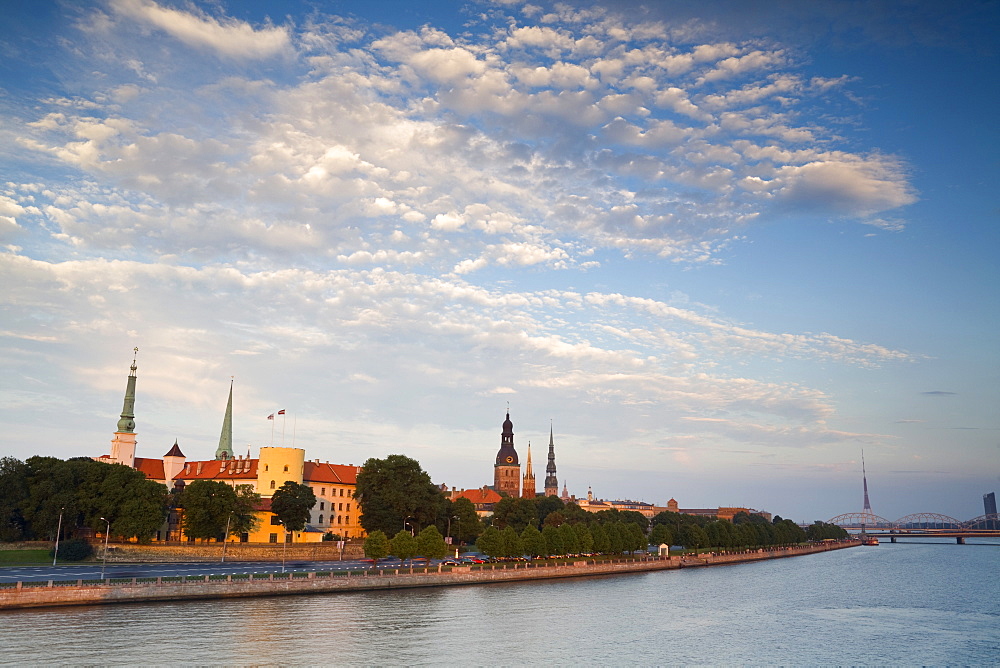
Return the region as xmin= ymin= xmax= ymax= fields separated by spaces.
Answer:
xmin=0 ymin=541 xmax=858 ymax=610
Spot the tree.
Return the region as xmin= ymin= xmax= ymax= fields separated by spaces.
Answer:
xmin=543 ymin=510 xmax=566 ymax=527
xmin=181 ymin=480 xmax=237 ymax=540
xmin=449 ymin=497 xmax=482 ymax=545
xmin=0 ymin=457 xmax=29 ymax=541
xmin=491 ymin=497 xmax=537 ymax=531
xmin=650 ymin=523 xmax=673 ymax=548
xmin=416 ymin=525 xmax=449 ymax=561
xmin=535 ymin=495 xmax=565 ymax=525
xmin=619 ymin=510 xmax=649 ymax=532
xmin=230 ymin=484 xmax=262 ymax=538
xmin=363 ymin=530 xmax=390 ymax=565
xmin=574 ymin=522 xmax=594 ymax=554
xmin=678 ymin=524 xmax=709 ymax=551
xmin=477 ymin=525 xmax=502 ymax=558
xmin=353 ymin=455 xmax=445 ymax=536
xmin=590 ymin=522 xmax=610 ymax=554
xmin=623 ymin=522 xmax=646 ymax=554
xmin=520 ymin=524 xmax=546 ymax=558
xmin=500 ymin=526 xmax=524 ymax=558
xmin=559 ymin=522 xmax=580 ymax=554
xmin=605 ymin=522 xmax=625 ymax=555
xmin=542 ymin=524 xmax=563 ymax=556
xmin=271 ymin=481 xmax=316 ymax=541
xmin=391 ymin=529 xmax=417 ymax=571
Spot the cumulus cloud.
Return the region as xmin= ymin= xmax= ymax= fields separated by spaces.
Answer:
xmin=109 ymin=0 xmax=291 ymax=60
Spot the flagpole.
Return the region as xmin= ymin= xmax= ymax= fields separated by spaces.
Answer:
xmin=270 ymin=413 xmax=275 ymax=446
xmin=282 ymin=411 xmax=286 ymax=447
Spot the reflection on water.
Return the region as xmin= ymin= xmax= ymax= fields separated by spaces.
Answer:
xmin=3 ymin=539 xmax=997 ymax=665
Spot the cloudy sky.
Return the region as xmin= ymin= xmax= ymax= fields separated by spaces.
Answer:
xmin=2 ymin=0 xmax=997 ymax=523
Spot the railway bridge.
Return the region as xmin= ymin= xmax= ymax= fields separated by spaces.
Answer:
xmin=825 ymin=512 xmax=1000 ymax=543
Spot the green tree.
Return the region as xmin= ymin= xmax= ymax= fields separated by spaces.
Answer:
xmin=623 ymin=522 xmax=646 ymax=554
xmin=449 ymin=497 xmax=482 ymax=545
xmin=353 ymin=455 xmax=445 ymax=536
xmin=0 ymin=457 xmax=29 ymax=541
xmin=605 ymin=522 xmax=625 ymax=555
xmin=678 ymin=524 xmax=709 ymax=551
xmin=271 ymin=481 xmax=316 ymax=541
xmin=542 ymin=524 xmax=564 ymax=556
xmin=416 ymin=525 xmax=449 ymax=561
xmin=650 ymin=523 xmax=673 ymax=548
xmin=619 ymin=510 xmax=649 ymax=532
xmin=363 ymin=530 xmax=390 ymax=565
xmin=492 ymin=497 xmax=537 ymax=531
xmin=560 ymin=502 xmax=590 ymax=525
xmin=574 ymin=522 xmax=594 ymax=554
xmin=520 ymin=524 xmax=546 ymax=558
xmin=230 ymin=484 xmax=262 ymax=538
xmin=543 ymin=510 xmax=566 ymax=527
xmin=558 ymin=521 xmax=579 ymax=554
xmin=590 ymin=522 xmax=610 ymax=553
xmin=500 ymin=526 xmax=524 ymax=557
xmin=477 ymin=525 xmax=502 ymax=558
xmin=390 ymin=529 xmax=418 ymax=571
xmin=535 ymin=495 xmax=565 ymax=525
xmin=181 ymin=480 xmax=237 ymax=540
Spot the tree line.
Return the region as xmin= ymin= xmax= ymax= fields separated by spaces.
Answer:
xmin=356 ymin=454 xmax=847 ymax=561
xmin=0 ymin=456 xmax=318 ymax=547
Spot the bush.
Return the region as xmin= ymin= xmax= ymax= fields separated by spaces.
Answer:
xmin=52 ymin=538 xmax=94 ymax=562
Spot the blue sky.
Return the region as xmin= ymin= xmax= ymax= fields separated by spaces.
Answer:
xmin=2 ymin=0 xmax=997 ymax=523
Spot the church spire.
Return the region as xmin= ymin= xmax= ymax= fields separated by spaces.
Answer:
xmin=522 ymin=442 xmax=536 ymax=499
xmin=215 ymin=379 xmax=234 ymax=460
xmin=544 ymin=421 xmax=558 ymax=497
xmin=493 ymin=409 xmax=520 ymax=497
xmin=116 ymin=347 xmax=138 ymax=434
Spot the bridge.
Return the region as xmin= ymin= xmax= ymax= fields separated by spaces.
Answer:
xmin=825 ymin=512 xmax=1000 ymax=543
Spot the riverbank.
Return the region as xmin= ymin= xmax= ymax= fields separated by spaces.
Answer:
xmin=0 ymin=541 xmax=858 ymax=610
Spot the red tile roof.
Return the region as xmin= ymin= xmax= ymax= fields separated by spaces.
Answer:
xmin=133 ymin=457 xmax=165 ymax=481
xmin=174 ymin=459 xmax=258 ymax=481
xmin=303 ymin=461 xmax=361 ymax=485
xmin=454 ymin=487 xmax=502 ymax=504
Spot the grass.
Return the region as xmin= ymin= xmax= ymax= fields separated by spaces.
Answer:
xmin=0 ymin=549 xmax=53 ymax=565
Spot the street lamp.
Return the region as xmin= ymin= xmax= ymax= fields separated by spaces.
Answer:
xmin=52 ymin=507 xmax=65 ymax=567
xmin=446 ymin=514 xmax=459 ymax=544
xmin=221 ymin=512 xmax=233 ymax=563
xmin=280 ymin=521 xmax=288 ymax=573
xmin=404 ymin=516 xmax=414 ymax=536
xmin=100 ymin=517 xmax=111 ymax=581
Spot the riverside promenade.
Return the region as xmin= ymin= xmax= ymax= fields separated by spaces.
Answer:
xmin=0 ymin=540 xmax=858 ymax=610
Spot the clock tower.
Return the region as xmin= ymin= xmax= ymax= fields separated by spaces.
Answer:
xmin=493 ymin=411 xmax=521 ymax=497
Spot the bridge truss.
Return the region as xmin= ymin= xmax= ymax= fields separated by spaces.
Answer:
xmin=828 ymin=512 xmax=999 ymax=531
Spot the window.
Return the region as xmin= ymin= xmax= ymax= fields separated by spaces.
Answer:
xmin=321 ymin=487 xmax=326 ymax=496
xmin=264 ymin=464 xmax=269 ymax=472
xmin=345 ymin=516 xmax=349 ymax=525
xmin=338 ymin=503 xmax=343 ymax=511
xmin=340 ymin=489 xmax=344 ymax=497
xmin=285 ymin=533 xmax=292 ymax=543
xmin=319 ymin=501 xmax=325 ymax=510
xmin=283 ymin=465 xmax=288 ymax=472
xmin=337 ymin=515 xmax=342 ymax=524
xmin=271 ymin=516 xmax=282 ymax=525
xmin=270 ymin=480 xmax=275 ymax=490
xmin=346 ymin=504 xmax=351 ymax=512
xmin=240 ymin=533 xmax=249 ymax=543
xmin=318 ymin=515 xmax=323 ymax=524
xmin=269 ymin=533 xmax=278 ymax=543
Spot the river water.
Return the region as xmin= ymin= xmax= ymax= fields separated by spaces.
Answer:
xmin=3 ymin=539 xmax=997 ymax=665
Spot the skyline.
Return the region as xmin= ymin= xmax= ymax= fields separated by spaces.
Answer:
xmin=2 ymin=0 xmax=997 ymax=523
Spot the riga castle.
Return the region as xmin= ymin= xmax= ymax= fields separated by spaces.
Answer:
xmin=95 ymin=351 xmax=365 ymax=543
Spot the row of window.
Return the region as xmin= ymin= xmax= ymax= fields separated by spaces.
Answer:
xmin=316 ymin=501 xmax=350 ymax=512
xmin=317 ymin=486 xmax=349 ymax=497
xmin=316 ymin=515 xmax=350 ymax=525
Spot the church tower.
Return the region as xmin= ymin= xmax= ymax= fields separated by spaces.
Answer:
xmin=522 ymin=443 xmax=536 ymax=499
xmin=109 ymin=347 xmax=138 ymax=468
xmin=544 ymin=422 xmax=558 ymax=498
xmin=493 ymin=411 xmax=521 ymax=497
xmin=215 ymin=379 xmax=234 ymax=460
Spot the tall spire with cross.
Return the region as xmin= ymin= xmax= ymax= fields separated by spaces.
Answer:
xmin=544 ymin=421 xmax=559 ymax=498
xmin=109 ymin=348 xmax=139 ymax=468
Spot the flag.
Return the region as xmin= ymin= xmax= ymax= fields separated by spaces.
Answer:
xmin=267 ymin=414 xmax=274 ymax=420
xmin=278 ymin=409 xmax=286 ymax=415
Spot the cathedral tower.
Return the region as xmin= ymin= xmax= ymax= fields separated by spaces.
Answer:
xmin=544 ymin=422 xmax=558 ymax=498
xmin=215 ymin=380 xmax=235 ymax=460
xmin=522 ymin=443 xmax=536 ymax=499
xmin=109 ymin=348 xmax=139 ymax=468
xmin=494 ymin=411 xmax=521 ymax=497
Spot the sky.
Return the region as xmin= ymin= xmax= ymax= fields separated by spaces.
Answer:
xmin=1 ymin=0 xmax=997 ymax=524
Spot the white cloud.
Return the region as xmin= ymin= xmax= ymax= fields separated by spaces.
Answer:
xmin=109 ymin=0 xmax=291 ymax=60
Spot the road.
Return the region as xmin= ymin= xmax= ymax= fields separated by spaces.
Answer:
xmin=0 ymin=559 xmax=439 ymax=583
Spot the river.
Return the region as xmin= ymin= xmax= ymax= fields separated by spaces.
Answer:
xmin=2 ymin=538 xmax=997 ymax=665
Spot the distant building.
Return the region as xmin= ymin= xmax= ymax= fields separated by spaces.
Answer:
xmin=985 ymin=492 xmax=997 ymax=517
xmin=522 ymin=444 xmax=536 ymax=499
xmin=493 ymin=411 xmax=521 ymax=497
xmin=450 ymin=487 xmax=503 ymax=518
xmin=544 ymin=423 xmax=559 ymax=498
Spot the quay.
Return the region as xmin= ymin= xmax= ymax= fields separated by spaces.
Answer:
xmin=0 ymin=541 xmax=858 ymax=610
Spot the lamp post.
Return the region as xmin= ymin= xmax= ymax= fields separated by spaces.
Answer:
xmin=404 ymin=516 xmax=414 ymax=536
xmin=221 ymin=512 xmax=233 ymax=563
xmin=100 ymin=517 xmax=111 ymax=581
xmin=446 ymin=514 xmax=459 ymax=544
xmin=52 ymin=507 xmax=65 ymax=567
xmin=281 ymin=521 xmax=288 ymax=573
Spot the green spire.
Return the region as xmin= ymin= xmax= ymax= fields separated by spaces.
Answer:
xmin=215 ymin=379 xmax=234 ymax=460
xmin=116 ymin=348 xmax=138 ymax=434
